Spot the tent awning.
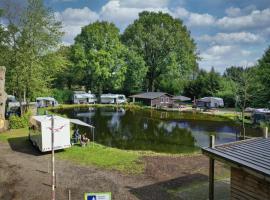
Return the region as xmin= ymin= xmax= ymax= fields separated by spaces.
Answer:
xmin=69 ymin=119 xmax=94 ymax=128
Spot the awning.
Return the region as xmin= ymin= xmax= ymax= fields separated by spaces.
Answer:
xmin=69 ymin=119 xmax=94 ymax=128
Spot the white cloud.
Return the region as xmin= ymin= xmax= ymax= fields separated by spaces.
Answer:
xmin=173 ymin=7 xmax=216 ymax=26
xmin=100 ymin=0 xmax=170 ymax=30
xmin=225 ymin=7 xmax=241 ymax=17
xmin=55 ymin=7 xmax=99 ymax=44
xmin=118 ymin=0 xmax=170 ymax=8
xmin=198 ymin=32 xmax=263 ymax=44
xmin=199 ymin=45 xmax=258 ymax=72
xmin=205 ymin=45 xmax=233 ymax=56
xmin=217 ymin=8 xmax=270 ymax=30
xmin=188 ymin=13 xmax=216 ymax=26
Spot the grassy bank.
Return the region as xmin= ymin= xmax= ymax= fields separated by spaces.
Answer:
xmin=57 ymin=143 xmax=144 ymax=174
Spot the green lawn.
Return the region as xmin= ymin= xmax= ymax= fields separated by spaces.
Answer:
xmin=0 ymin=128 xmax=28 ymax=142
xmin=57 ymin=143 xmax=144 ymax=174
xmin=0 ymin=128 xmax=144 ymax=174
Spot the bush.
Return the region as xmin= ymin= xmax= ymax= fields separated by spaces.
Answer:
xmin=53 ymin=89 xmax=73 ymax=104
xmin=9 ymin=111 xmax=32 ymax=129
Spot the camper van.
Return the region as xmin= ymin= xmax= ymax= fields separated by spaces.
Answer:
xmin=29 ymin=115 xmax=71 ymax=152
xmin=36 ymin=97 xmax=58 ymax=108
xmin=196 ymin=97 xmax=224 ymax=108
xmin=100 ymin=94 xmax=127 ymax=104
xmin=73 ymin=91 xmax=97 ymax=104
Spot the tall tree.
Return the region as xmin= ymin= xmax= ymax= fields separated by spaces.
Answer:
xmin=122 ymin=11 xmax=198 ymax=92
xmin=1 ymin=0 xmax=63 ymax=106
xmin=234 ymin=69 xmax=254 ymax=138
xmin=71 ymin=21 xmax=147 ymax=96
xmin=183 ymin=68 xmax=221 ymax=99
xmin=254 ymin=47 xmax=270 ymax=107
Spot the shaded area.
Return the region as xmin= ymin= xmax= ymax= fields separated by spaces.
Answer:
xmin=129 ymin=173 xmax=208 ymax=200
xmin=7 ymin=136 xmax=42 ymax=156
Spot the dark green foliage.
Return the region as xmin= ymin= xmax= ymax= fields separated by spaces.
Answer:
xmin=122 ymin=11 xmax=198 ymax=93
xmin=183 ymin=68 xmax=220 ymax=98
xmin=52 ymin=89 xmax=73 ymax=104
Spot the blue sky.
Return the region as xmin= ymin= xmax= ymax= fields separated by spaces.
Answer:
xmin=44 ymin=0 xmax=270 ymax=72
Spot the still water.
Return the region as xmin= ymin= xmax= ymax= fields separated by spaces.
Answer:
xmin=55 ymin=107 xmax=262 ymax=154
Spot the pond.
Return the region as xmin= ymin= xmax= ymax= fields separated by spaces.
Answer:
xmin=54 ymin=107 xmax=263 ymax=154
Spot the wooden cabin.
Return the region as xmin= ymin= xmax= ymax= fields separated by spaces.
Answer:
xmin=129 ymin=92 xmax=173 ymax=107
xmin=202 ymin=130 xmax=270 ymax=200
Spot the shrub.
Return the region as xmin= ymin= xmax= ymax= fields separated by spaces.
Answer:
xmin=9 ymin=111 xmax=32 ymax=129
xmin=52 ymin=89 xmax=73 ymax=104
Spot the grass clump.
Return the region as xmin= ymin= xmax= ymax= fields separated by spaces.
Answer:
xmin=57 ymin=143 xmax=144 ymax=174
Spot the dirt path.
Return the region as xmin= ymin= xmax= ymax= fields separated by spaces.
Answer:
xmin=0 ymin=141 xmax=227 ymax=200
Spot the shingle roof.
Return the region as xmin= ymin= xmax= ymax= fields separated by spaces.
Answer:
xmin=202 ymin=137 xmax=270 ymax=178
xmin=129 ymin=92 xmax=170 ymax=99
xmin=172 ymin=95 xmax=191 ymax=101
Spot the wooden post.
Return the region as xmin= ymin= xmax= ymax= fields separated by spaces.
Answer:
xmin=51 ymin=115 xmax=55 ymax=200
xmin=209 ymin=135 xmax=215 ymax=200
xmin=68 ymin=189 xmax=71 ymax=200
xmin=264 ymin=127 xmax=268 ymax=138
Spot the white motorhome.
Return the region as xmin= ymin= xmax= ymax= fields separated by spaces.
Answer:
xmin=73 ymin=91 xmax=97 ymax=104
xmin=29 ymin=115 xmax=71 ymax=152
xmin=197 ymin=97 xmax=224 ymax=108
xmin=36 ymin=97 xmax=58 ymax=108
xmin=100 ymin=94 xmax=127 ymax=104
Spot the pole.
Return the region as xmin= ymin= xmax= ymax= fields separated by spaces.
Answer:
xmin=209 ymin=135 xmax=215 ymax=200
xmin=264 ymin=127 xmax=268 ymax=138
xmin=51 ymin=115 xmax=55 ymax=200
xmin=68 ymin=189 xmax=71 ymax=200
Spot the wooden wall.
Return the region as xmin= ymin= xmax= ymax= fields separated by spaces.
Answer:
xmin=231 ymin=167 xmax=270 ymax=200
xmin=151 ymin=95 xmax=173 ymax=107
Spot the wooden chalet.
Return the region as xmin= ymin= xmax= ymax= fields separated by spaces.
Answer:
xmin=129 ymin=92 xmax=173 ymax=107
xmin=202 ymin=128 xmax=270 ymax=200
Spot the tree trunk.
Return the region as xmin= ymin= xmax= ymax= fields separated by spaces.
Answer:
xmin=242 ymin=108 xmax=245 ymax=139
xmin=98 ymin=84 xmax=102 ymax=103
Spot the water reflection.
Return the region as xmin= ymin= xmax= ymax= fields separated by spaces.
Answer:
xmin=55 ymin=107 xmax=262 ymax=154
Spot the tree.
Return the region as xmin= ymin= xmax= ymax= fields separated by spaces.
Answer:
xmin=183 ymin=68 xmax=221 ymax=99
xmin=224 ymin=66 xmax=244 ymax=82
xmin=1 ymin=0 xmax=63 ymax=107
xmin=71 ymin=21 xmax=147 ymax=96
xmin=234 ymin=69 xmax=254 ymax=138
xmin=122 ymin=11 xmax=198 ymax=92
xmin=204 ymin=67 xmax=221 ymax=96
xmin=254 ymin=47 xmax=270 ymax=107
xmin=122 ymin=50 xmax=147 ymax=94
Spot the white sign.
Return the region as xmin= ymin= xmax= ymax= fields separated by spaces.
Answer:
xmin=85 ymin=192 xmax=111 ymax=200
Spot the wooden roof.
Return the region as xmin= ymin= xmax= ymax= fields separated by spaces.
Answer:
xmin=202 ymin=137 xmax=270 ymax=179
xmin=129 ymin=92 xmax=171 ymax=100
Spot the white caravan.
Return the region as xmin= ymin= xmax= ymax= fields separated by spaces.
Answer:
xmin=73 ymin=91 xmax=97 ymax=104
xmin=29 ymin=115 xmax=71 ymax=152
xmin=36 ymin=97 xmax=58 ymax=108
xmin=100 ymin=94 xmax=127 ymax=104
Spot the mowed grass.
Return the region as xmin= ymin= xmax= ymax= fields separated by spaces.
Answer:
xmin=57 ymin=143 xmax=144 ymax=174
xmin=0 ymin=128 xmax=28 ymax=142
xmin=0 ymin=128 xmax=144 ymax=174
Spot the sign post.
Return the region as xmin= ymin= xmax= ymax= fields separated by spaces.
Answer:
xmin=51 ymin=115 xmax=55 ymax=200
